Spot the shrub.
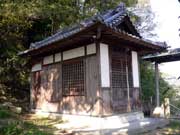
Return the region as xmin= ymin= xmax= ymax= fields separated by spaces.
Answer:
xmin=0 ymin=122 xmax=22 ymax=135
xmin=0 ymin=109 xmax=11 ymax=119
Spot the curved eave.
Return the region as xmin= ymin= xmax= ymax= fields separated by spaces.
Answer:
xmin=102 ymin=24 xmax=167 ymax=54
xmin=18 ymin=22 xmax=100 ymax=57
xmin=143 ymin=52 xmax=180 ymax=63
xmin=19 ymin=22 xmax=167 ymax=57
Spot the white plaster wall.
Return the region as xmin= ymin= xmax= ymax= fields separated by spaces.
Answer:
xmin=32 ymin=63 xmax=42 ymax=72
xmin=100 ymin=43 xmax=110 ymax=87
xmin=63 ymin=47 xmax=85 ymax=60
xmin=132 ymin=51 xmax=140 ymax=87
xmin=87 ymin=44 xmax=96 ymax=55
xmin=55 ymin=52 xmax=61 ymax=62
xmin=43 ymin=55 xmax=54 ymax=65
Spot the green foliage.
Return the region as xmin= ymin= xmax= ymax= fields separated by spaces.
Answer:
xmin=140 ymin=61 xmax=155 ymax=101
xmin=0 ymin=121 xmax=50 ymax=135
xmin=140 ymin=60 xmax=176 ymax=103
xmin=169 ymin=120 xmax=180 ymax=129
xmin=0 ymin=0 xmax=173 ymax=109
xmin=0 ymin=109 xmax=11 ymax=119
xmin=0 ymin=107 xmax=61 ymax=135
xmin=0 ymin=0 xmax=138 ymax=105
xmin=0 ymin=122 xmax=22 ymax=135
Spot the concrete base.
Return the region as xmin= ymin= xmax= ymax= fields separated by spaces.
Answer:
xmin=74 ymin=118 xmax=169 ymax=135
xmin=33 ymin=111 xmax=169 ymax=135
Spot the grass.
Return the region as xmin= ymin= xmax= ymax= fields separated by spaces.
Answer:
xmin=163 ymin=120 xmax=180 ymax=134
xmin=0 ymin=121 xmax=50 ymax=135
xmin=169 ymin=120 xmax=180 ymax=129
xmin=1 ymin=107 xmax=180 ymax=135
xmin=0 ymin=108 xmax=64 ymax=135
xmin=143 ymin=120 xmax=180 ymax=135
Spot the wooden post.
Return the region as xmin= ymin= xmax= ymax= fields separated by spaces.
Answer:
xmin=96 ymin=26 xmax=103 ymax=116
xmin=96 ymin=41 xmax=102 ymax=116
xmin=155 ymin=62 xmax=160 ymax=107
xmin=126 ymin=53 xmax=131 ymax=112
xmin=126 ymin=65 xmax=131 ymax=112
xmin=30 ymin=73 xmax=33 ymax=111
xmin=164 ymin=98 xmax=170 ymax=118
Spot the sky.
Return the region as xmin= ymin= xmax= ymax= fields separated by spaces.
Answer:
xmin=150 ymin=0 xmax=180 ymax=82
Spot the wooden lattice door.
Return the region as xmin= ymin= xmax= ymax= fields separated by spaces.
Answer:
xmin=111 ymin=47 xmax=133 ymax=113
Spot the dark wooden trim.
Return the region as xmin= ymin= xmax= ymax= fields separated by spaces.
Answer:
xmin=61 ymin=52 xmax=64 ymax=99
xmin=84 ymin=44 xmax=87 ymax=98
xmin=138 ymin=54 xmax=142 ymax=111
xmin=101 ymin=87 xmax=110 ymax=90
xmin=62 ymin=94 xmax=85 ymax=97
xmin=97 ymin=26 xmax=102 ymax=40
xmin=30 ymin=73 xmax=33 ymax=111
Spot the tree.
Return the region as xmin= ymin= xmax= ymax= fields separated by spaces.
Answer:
xmin=0 ymin=0 xmax=174 ymax=110
xmin=129 ymin=0 xmax=158 ymax=40
xmin=140 ymin=60 xmax=176 ymax=105
xmin=0 ymin=0 xmax=138 ymax=103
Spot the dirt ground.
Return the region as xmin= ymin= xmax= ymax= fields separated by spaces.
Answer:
xmin=142 ymin=121 xmax=180 ymax=135
xmin=23 ymin=114 xmax=180 ymax=135
xmin=1 ymin=110 xmax=180 ymax=135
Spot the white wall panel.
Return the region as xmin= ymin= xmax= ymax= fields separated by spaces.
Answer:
xmin=43 ymin=55 xmax=54 ymax=65
xmin=100 ymin=43 xmax=110 ymax=87
xmin=32 ymin=63 xmax=42 ymax=72
xmin=132 ymin=51 xmax=140 ymax=87
xmin=63 ymin=47 xmax=85 ymax=60
xmin=87 ymin=44 xmax=96 ymax=55
xmin=55 ymin=52 xmax=61 ymax=62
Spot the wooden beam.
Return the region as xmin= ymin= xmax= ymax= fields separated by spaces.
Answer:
xmin=96 ymin=26 xmax=102 ymax=40
xmin=96 ymin=40 xmax=103 ymax=116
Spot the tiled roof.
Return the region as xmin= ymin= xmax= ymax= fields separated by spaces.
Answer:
xmin=143 ymin=47 xmax=180 ymax=63
xmin=30 ymin=3 xmax=132 ymax=49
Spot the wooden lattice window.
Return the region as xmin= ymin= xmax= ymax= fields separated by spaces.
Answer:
xmin=62 ymin=58 xmax=85 ymax=96
xmin=111 ymin=47 xmax=133 ymax=101
xmin=112 ymin=48 xmax=133 ymax=89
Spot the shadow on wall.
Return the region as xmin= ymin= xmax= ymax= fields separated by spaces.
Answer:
xmin=32 ymin=62 xmax=100 ymax=115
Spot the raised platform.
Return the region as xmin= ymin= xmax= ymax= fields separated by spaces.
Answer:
xmin=74 ymin=118 xmax=169 ymax=135
xmin=34 ymin=111 xmax=169 ymax=135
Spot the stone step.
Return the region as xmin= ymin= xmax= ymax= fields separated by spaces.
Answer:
xmin=33 ymin=111 xmax=169 ymax=135
xmin=73 ymin=118 xmax=169 ymax=135
xmin=35 ymin=111 xmax=144 ymax=125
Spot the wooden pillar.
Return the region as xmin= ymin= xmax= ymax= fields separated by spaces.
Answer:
xmin=155 ymin=62 xmax=160 ymax=106
xmin=30 ymin=73 xmax=33 ymax=111
xmin=126 ymin=64 xmax=131 ymax=112
xmin=164 ymin=98 xmax=170 ymax=118
xmin=96 ymin=26 xmax=103 ymax=116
